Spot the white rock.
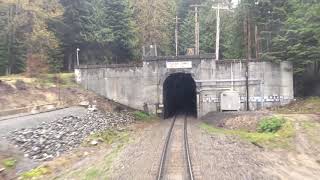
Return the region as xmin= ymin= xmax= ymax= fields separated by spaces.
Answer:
xmin=90 ymin=140 xmax=99 ymax=146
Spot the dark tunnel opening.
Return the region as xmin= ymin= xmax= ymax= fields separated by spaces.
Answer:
xmin=163 ymin=73 xmax=197 ymax=119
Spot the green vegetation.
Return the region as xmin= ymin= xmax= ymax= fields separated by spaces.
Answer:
xmin=257 ymin=116 xmax=285 ymax=133
xmin=133 ymin=111 xmax=155 ymax=122
xmin=84 ymin=168 xmax=102 ymax=180
xmin=88 ymin=130 xmax=130 ymax=145
xmin=21 ymin=167 xmax=51 ymax=180
xmin=34 ymin=73 xmax=77 ymax=88
xmin=200 ymin=118 xmax=295 ymax=149
xmin=62 ymin=130 xmax=131 ymax=179
xmin=2 ymin=158 xmax=16 ymax=168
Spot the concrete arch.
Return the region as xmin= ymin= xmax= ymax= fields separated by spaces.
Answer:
xmin=159 ymin=71 xmax=197 ymax=87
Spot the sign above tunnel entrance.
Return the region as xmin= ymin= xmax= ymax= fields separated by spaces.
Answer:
xmin=166 ymin=61 xmax=192 ymax=69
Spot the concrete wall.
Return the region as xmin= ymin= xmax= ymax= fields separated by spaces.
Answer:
xmin=199 ymin=61 xmax=294 ymax=116
xmin=75 ymin=57 xmax=294 ymax=118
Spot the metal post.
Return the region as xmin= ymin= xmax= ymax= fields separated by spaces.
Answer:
xmin=76 ymin=48 xmax=80 ymax=66
xmin=155 ymin=44 xmax=158 ymax=56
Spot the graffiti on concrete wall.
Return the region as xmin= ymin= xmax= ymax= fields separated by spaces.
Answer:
xmin=202 ymin=95 xmax=290 ymax=103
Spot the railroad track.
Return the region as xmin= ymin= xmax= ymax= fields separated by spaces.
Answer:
xmin=157 ymin=113 xmax=194 ymax=180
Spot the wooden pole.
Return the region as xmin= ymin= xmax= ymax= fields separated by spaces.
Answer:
xmin=255 ymin=25 xmax=259 ymax=60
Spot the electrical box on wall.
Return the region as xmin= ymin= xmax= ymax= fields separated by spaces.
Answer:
xmin=220 ymin=91 xmax=241 ymax=111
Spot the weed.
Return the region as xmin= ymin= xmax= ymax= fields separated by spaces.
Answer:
xmin=84 ymin=168 xmax=102 ymax=180
xmin=21 ymin=167 xmax=51 ymax=179
xmin=64 ymin=131 xmax=131 ymax=179
xmin=257 ymin=116 xmax=285 ymax=133
xmin=90 ymin=130 xmax=129 ymax=145
xmin=35 ymin=73 xmax=77 ymax=88
xmin=133 ymin=111 xmax=153 ymax=121
xmin=2 ymin=158 xmax=16 ymax=168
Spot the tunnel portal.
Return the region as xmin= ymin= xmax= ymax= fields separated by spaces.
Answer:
xmin=163 ymin=73 xmax=197 ymax=119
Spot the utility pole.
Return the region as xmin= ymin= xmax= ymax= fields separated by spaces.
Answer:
xmin=173 ymin=16 xmax=181 ymax=56
xmin=215 ymin=3 xmax=220 ymax=60
xmin=247 ymin=16 xmax=252 ymax=60
xmin=255 ymin=25 xmax=260 ymax=60
xmin=245 ymin=7 xmax=251 ymax=111
xmin=190 ymin=5 xmax=203 ymax=55
xmin=212 ymin=0 xmax=231 ymax=60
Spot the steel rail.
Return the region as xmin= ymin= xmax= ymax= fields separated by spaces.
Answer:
xmin=156 ymin=114 xmax=177 ymax=180
xmin=156 ymin=113 xmax=195 ymax=180
xmin=184 ymin=114 xmax=194 ymax=180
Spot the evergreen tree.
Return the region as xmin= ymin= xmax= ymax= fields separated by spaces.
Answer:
xmin=103 ymin=0 xmax=138 ymax=61
xmin=179 ymin=12 xmax=194 ymax=55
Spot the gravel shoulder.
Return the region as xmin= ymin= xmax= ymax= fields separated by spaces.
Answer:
xmin=0 ymin=107 xmax=135 ymax=179
xmin=189 ymin=118 xmax=274 ymax=180
xmin=109 ymin=117 xmax=275 ymax=180
xmin=109 ymin=120 xmax=171 ymax=179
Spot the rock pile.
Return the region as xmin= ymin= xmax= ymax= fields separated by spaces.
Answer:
xmin=7 ymin=111 xmax=134 ymax=161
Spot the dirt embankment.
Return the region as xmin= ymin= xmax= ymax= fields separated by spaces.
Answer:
xmin=0 ymin=74 xmax=127 ymax=114
xmin=200 ymin=100 xmax=320 ymax=179
xmin=201 ymin=111 xmax=271 ymax=132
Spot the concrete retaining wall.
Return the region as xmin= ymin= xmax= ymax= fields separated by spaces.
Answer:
xmin=75 ymin=58 xmax=294 ymax=118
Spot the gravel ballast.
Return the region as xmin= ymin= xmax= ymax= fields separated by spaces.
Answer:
xmin=6 ymin=110 xmax=134 ymax=161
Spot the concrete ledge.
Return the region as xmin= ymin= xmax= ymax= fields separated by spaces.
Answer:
xmin=76 ymin=64 xmax=143 ymax=69
xmin=143 ymin=54 xmax=215 ymax=61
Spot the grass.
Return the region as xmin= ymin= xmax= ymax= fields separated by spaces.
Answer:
xmin=133 ymin=111 xmax=156 ymax=122
xmin=2 ymin=158 xmax=17 ymax=168
xmin=61 ymin=130 xmax=131 ymax=179
xmin=75 ymin=142 xmax=125 ymax=180
xmin=84 ymin=168 xmax=102 ymax=180
xmin=200 ymin=117 xmax=295 ymax=149
xmin=21 ymin=167 xmax=51 ymax=180
xmin=87 ymin=129 xmax=130 ymax=145
xmin=81 ymin=130 xmax=130 ymax=179
xmin=35 ymin=73 xmax=77 ymax=88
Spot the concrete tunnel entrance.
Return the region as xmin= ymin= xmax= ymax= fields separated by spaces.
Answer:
xmin=163 ymin=73 xmax=197 ymax=119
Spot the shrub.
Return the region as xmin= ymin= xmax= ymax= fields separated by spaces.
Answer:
xmin=133 ymin=111 xmax=150 ymax=121
xmin=21 ymin=167 xmax=50 ymax=179
xmin=2 ymin=158 xmax=16 ymax=168
xmin=257 ymin=116 xmax=285 ymax=133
